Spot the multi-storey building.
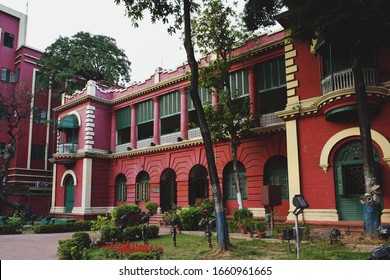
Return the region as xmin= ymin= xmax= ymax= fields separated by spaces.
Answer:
xmin=50 ymin=19 xmax=390 ymax=229
xmin=0 ymin=4 xmax=58 ymax=216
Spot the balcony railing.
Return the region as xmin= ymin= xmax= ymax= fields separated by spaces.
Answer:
xmin=321 ymin=67 xmax=378 ymax=95
xmin=259 ymin=113 xmax=283 ymax=127
xmin=57 ymin=143 xmax=78 ymax=154
xmin=115 ymin=128 xmax=203 ymax=153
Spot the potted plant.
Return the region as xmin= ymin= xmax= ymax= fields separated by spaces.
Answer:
xmin=245 ymin=220 xmax=255 ymax=238
xmin=145 ymin=201 xmax=158 ymax=216
xmin=255 ymin=220 xmax=267 ymax=238
xmin=232 ymin=208 xmax=254 ymax=234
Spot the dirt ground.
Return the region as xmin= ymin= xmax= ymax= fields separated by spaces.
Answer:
xmin=307 ymin=227 xmax=389 ymax=249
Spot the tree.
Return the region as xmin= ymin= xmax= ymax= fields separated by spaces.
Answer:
xmin=37 ymin=31 xmax=131 ymax=93
xmin=192 ymin=0 xmax=252 ymax=209
xmin=243 ymin=0 xmax=390 ymax=235
xmin=0 ymin=84 xmax=34 ymax=209
xmin=114 ymin=0 xmax=231 ymax=251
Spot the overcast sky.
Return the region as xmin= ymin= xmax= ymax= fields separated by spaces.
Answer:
xmin=0 ymin=0 xmax=246 ymax=83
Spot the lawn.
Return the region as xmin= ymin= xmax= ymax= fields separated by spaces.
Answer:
xmin=89 ymin=232 xmax=374 ymax=260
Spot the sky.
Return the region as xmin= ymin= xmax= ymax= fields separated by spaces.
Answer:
xmin=0 ymin=0 xmax=246 ymax=83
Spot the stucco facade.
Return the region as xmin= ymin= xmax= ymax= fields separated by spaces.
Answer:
xmin=51 ymin=27 xmax=390 ymax=228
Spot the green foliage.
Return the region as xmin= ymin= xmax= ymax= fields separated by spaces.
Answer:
xmin=145 ymin=201 xmax=158 ymax=215
xmin=37 ymin=31 xmax=131 ymax=93
xmin=32 ymin=221 xmax=92 ymax=233
xmin=99 ymin=224 xmax=120 ymax=242
xmin=0 ymin=224 xmax=21 ymax=235
xmin=254 ymin=220 xmax=267 ymax=233
xmin=91 ymin=215 xmax=113 ymax=231
xmin=57 ymin=238 xmax=90 ymax=260
xmin=226 ymin=219 xmax=240 ymax=233
xmin=232 ymin=208 xmax=254 ymax=228
xmin=122 ymin=225 xmax=160 ymax=241
xmin=197 ymin=198 xmax=215 ymax=216
xmin=111 ymin=204 xmax=142 ymax=225
xmin=72 ymin=232 xmax=92 ymax=249
xmin=177 ymin=206 xmax=203 ymax=230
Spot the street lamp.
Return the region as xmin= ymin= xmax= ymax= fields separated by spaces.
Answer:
xmin=291 ymin=194 xmax=309 ymax=260
xmin=170 ymin=216 xmax=181 ymax=248
xmin=141 ymin=214 xmax=150 ymax=244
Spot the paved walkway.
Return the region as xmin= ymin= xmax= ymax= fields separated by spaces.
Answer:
xmin=0 ymin=228 xmax=377 ymax=260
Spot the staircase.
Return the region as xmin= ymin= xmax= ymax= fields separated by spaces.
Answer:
xmin=148 ymin=214 xmax=165 ymax=226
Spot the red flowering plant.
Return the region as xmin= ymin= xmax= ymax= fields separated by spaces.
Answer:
xmin=101 ymin=241 xmax=164 ymax=260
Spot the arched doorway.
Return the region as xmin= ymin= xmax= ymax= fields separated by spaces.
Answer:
xmin=264 ymin=156 xmax=289 ymax=200
xmin=160 ymin=168 xmax=177 ymax=212
xmin=65 ymin=176 xmax=75 ymax=213
xmin=188 ymin=165 xmax=209 ymax=205
xmin=333 ymin=140 xmax=381 ymax=221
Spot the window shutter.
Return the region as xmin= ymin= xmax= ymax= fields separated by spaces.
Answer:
xmin=160 ymin=91 xmax=180 ymax=118
xmin=116 ymin=107 xmax=130 ymax=130
xmin=336 ymin=165 xmax=345 ymax=195
xmin=137 ymin=100 xmax=153 ymax=124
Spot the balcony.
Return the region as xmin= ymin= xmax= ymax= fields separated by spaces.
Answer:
xmin=115 ymin=128 xmax=203 ymax=153
xmin=57 ymin=143 xmax=78 ymax=154
xmin=318 ymin=67 xmax=384 ymax=122
xmin=259 ymin=113 xmax=284 ymax=127
xmin=321 ymin=67 xmax=378 ymax=95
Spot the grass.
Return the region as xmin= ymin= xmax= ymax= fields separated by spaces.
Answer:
xmin=89 ymin=232 xmax=374 ymax=260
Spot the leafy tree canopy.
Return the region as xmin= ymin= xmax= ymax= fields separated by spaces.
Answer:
xmin=243 ymin=0 xmax=390 ymax=53
xmin=37 ymin=31 xmax=131 ymax=93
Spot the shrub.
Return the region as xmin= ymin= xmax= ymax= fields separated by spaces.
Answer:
xmin=72 ymin=232 xmax=91 ymax=249
xmin=123 ymin=226 xmax=142 ymax=241
xmin=0 ymin=224 xmax=21 ymax=235
xmin=227 ymin=219 xmax=240 ymax=233
xmin=197 ymin=198 xmax=215 ymax=216
xmin=99 ymin=224 xmax=120 ymax=242
xmin=111 ymin=204 xmax=142 ymax=225
xmin=122 ymin=225 xmax=160 ymax=241
xmin=145 ymin=225 xmax=159 ymax=239
xmin=91 ymin=215 xmax=113 ymax=231
xmin=232 ymin=208 xmax=253 ymax=228
xmin=101 ymin=241 xmax=164 ymax=260
xmin=177 ymin=206 xmax=203 ymax=230
xmin=254 ymin=220 xmax=267 ymax=233
xmin=32 ymin=221 xmax=92 ymax=233
xmin=145 ymin=202 xmax=158 ymax=215
xmin=57 ymin=238 xmax=89 ymax=260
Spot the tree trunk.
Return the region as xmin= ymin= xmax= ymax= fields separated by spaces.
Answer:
xmin=352 ymin=52 xmax=382 ymax=236
xmin=183 ymin=0 xmax=230 ymax=251
xmin=231 ymin=129 xmax=244 ymax=209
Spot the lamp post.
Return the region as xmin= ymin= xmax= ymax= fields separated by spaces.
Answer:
xmin=141 ymin=214 xmax=150 ymax=244
xmin=199 ymin=210 xmax=216 ymax=248
xmin=170 ymin=216 xmax=180 ymax=248
xmin=291 ymin=194 xmax=309 ymax=260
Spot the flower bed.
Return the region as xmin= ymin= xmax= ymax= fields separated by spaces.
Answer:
xmin=101 ymin=241 xmax=164 ymax=260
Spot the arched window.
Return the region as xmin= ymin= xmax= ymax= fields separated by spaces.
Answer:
xmin=115 ymin=174 xmax=127 ymax=203
xmin=136 ymin=171 xmax=150 ymax=202
xmin=223 ymin=161 xmax=247 ymax=200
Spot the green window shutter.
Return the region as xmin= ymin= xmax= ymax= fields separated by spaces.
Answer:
xmin=336 ymin=165 xmax=345 ymax=196
xmin=187 ymin=87 xmax=212 ymax=111
xmin=116 ymin=107 xmax=130 ymax=130
xmin=137 ymin=100 xmax=153 ymax=124
xmin=257 ymin=56 xmax=286 ymax=93
xmin=160 ymin=91 xmax=180 ymax=118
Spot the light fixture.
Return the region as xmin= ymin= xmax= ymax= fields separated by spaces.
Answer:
xmin=127 ymin=147 xmax=132 ymax=151
xmin=177 ymin=137 xmax=183 ymax=142
xmin=150 ymin=142 xmax=156 ymax=146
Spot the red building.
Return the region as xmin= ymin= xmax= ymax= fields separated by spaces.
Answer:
xmin=0 ymin=4 xmax=58 ymax=216
xmin=51 ymin=21 xmax=390 ymax=229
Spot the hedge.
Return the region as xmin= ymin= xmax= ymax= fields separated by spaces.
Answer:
xmin=0 ymin=224 xmax=22 ymax=235
xmin=33 ymin=221 xmax=92 ymax=233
